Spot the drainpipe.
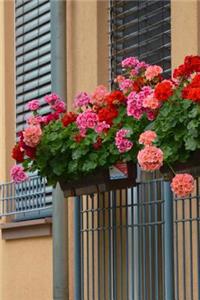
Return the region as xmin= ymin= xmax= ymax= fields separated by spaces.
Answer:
xmin=50 ymin=1 xmax=68 ymax=299
xmin=163 ymin=181 xmax=175 ymax=300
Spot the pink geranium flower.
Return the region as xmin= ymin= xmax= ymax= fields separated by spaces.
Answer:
xmin=51 ymin=100 xmax=66 ymax=113
xmin=145 ymin=65 xmax=163 ymax=80
xmin=171 ymin=173 xmax=195 ymax=197
xmin=137 ymin=145 xmax=163 ymax=171
xmin=115 ymin=129 xmax=133 ymax=153
xmin=27 ymin=116 xmax=43 ymax=126
xmin=26 ymin=99 xmax=40 ymax=111
xmin=143 ymin=94 xmax=161 ymax=110
xmin=91 ymin=85 xmax=108 ymax=105
xmin=44 ymin=93 xmax=60 ymax=105
xmin=76 ymin=109 xmax=98 ymax=130
xmin=10 ymin=165 xmax=28 ymax=183
xmin=74 ymin=92 xmax=91 ymax=108
xmin=139 ymin=131 xmax=157 ymax=146
xmin=121 ymin=57 xmax=139 ymax=68
xmin=23 ymin=125 xmax=42 ymax=148
xmin=95 ymin=121 xmax=110 ymax=134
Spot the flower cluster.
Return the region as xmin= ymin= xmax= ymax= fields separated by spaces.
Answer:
xmin=115 ymin=129 xmax=133 ymax=153
xmin=139 ymin=130 xmax=157 ymax=146
xmin=173 ymin=55 xmax=200 ymax=79
xmin=137 ymin=145 xmax=163 ymax=171
xmin=154 ymin=80 xmax=174 ymax=101
xmin=10 ymin=165 xmax=28 ymax=183
xmin=10 ymin=55 xmax=200 ymax=197
xmin=182 ymin=74 xmax=200 ymax=102
xmin=127 ymin=87 xmax=156 ymax=120
xmin=23 ymin=125 xmax=42 ymax=148
xmin=171 ymin=174 xmax=194 ymax=197
xmin=138 ymin=130 xmax=163 ymax=171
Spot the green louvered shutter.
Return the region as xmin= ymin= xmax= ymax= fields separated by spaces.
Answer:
xmin=15 ymin=0 xmax=53 ymax=220
xmin=109 ymin=0 xmax=171 ymax=83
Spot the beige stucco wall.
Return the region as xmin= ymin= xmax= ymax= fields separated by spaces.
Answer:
xmin=1 ymin=237 xmax=52 ymax=300
xmin=171 ymin=0 xmax=200 ymax=68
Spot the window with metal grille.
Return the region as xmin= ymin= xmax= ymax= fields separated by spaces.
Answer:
xmin=78 ymin=1 xmax=172 ymax=300
xmin=14 ymin=0 xmax=53 ymax=220
xmin=109 ymin=0 xmax=171 ymax=84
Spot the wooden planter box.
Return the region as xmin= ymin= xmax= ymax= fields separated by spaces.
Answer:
xmin=160 ymin=150 xmax=200 ymax=179
xmin=60 ymin=162 xmax=137 ymax=197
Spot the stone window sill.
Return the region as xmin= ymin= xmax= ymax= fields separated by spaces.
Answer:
xmin=0 ymin=217 xmax=52 ymax=240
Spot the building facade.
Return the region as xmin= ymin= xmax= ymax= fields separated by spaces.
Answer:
xmin=0 ymin=0 xmax=199 ymax=299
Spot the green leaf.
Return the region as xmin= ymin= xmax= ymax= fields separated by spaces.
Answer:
xmin=82 ymin=160 xmax=97 ymax=172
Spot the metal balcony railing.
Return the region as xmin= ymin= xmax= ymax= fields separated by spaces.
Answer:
xmin=0 ymin=175 xmax=52 ymax=220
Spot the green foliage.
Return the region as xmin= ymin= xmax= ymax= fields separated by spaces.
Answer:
xmin=29 ymin=105 xmax=149 ymax=185
xmin=153 ymin=88 xmax=200 ymax=164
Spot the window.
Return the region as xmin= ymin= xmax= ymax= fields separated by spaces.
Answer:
xmin=109 ymin=0 xmax=171 ymax=84
xmin=0 ymin=0 xmax=54 ymax=220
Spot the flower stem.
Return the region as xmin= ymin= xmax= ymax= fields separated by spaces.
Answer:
xmin=166 ymin=161 xmax=176 ymax=176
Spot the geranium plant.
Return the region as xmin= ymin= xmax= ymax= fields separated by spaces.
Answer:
xmin=137 ymin=55 xmax=200 ymax=197
xmin=10 ymin=57 xmax=163 ymax=186
xmin=153 ymin=55 xmax=200 ymax=164
xmin=11 ymin=54 xmax=199 ymax=198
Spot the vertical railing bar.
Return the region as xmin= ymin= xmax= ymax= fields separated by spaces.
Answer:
xmin=164 ymin=181 xmax=175 ymax=300
xmin=154 ymin=181 xmax=159 ymax=300
xmin=86 ymin=195 xmax=89 ymax=300
xmin=113 ymin=190 xmax=117 ymax=300
xmin=148 ymin=181 xmax=153 ymax=300
xmin=196 ymin=178 xmax=200 ymax=299
xmin=175 ymin=197 xmax=180 ymax=300
xmin=11 ymin=185 xmax=16 ymax=213
xmin=131 ymin=186 xmax=135 ymax=300
xmin=81 ymin=197 xmax=84 ymax=300
xmin=97 ymin=193 xmax=101 ymax=300
xmin=137 ymin=183 xmax=142 ymax=300
xmin=142 ymin=182 xmax=147 ymax=300
xmin=74 ymin=196 xmax=81 ymax=300
xmin=161 ymin=181 xmax=165 ymax=298
xmin=108 ymin=191 xmax=112 ymax=300
xmin=189 ymin=192 xmax=194 ymax=300
xmin=103 ymin=192 xmax=106 ymax=300
xmin=182 ymin=196 xmax=187 ymax=300
xmin=126 ymin=188 xmax=129 ymax=300
xmin=120 ymin=190 xmax=123 ymax=300
xmin=91 ymin=194 xmax=95 ymax=300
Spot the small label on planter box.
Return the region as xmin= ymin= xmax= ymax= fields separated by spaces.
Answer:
xmin=109 ymin=163 xmax=128 ymax=180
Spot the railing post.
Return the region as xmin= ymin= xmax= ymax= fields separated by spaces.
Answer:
xmin=53 ymin=184 xmax=69 ymax=300
xmin=164 ymin=181 xmax=175 ymax=300
xmin=74 ymin=196 xmax=81 ymax=300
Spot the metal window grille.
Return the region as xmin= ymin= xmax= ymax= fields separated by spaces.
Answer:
xmin=109 ymin=0 xmax=171 ymax=84
xmin=14 ymin=0 xmax=53 ymax=220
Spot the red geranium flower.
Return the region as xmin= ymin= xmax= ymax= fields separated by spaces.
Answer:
xmin=98 ymin=106 xmax=118 ymax=125
xmin=25 ymin=146 xmax=37 ymax=159
xmin=106 ymin=91 xmax=126 ymax=106
xmin=182 ymin=74 xmax=200 ymax=102
xmin=184 ymin=55 xmax=200 ymax=73
xmin=154 ymin=80 xmax=173 ymax=101
xmin=133 ymin=77 xmax=144 ymax=92
xmin=74 ymin=133 xmax=84 ymax=143
xmin=173 ymin=55 xmax=200 ymax=79
xmin=12 ymin=144 xmax=24 ymax=163
xmin=93 ymin=137 xmax=102 ymax=150
xmin=62 ymin=112 xmax=77 ymax=127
